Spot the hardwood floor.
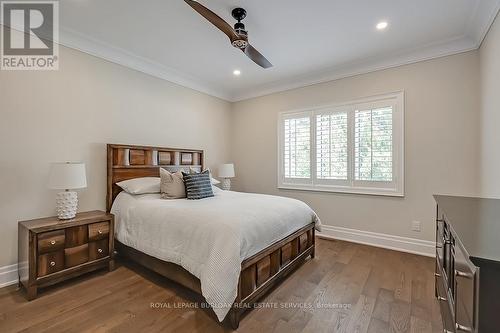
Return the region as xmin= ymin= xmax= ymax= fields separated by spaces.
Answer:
xmin=0 ymin=238 xmax=442 ymax=332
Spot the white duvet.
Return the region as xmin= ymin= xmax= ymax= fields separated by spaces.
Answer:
xmin=111 ymin=189 xmax=321 ymax=321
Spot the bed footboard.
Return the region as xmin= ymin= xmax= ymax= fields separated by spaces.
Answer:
xmin=227 ymin=223 xmax=315 ymax=329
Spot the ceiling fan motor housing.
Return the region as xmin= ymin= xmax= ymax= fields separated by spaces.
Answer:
xmin=232 ymin=7 xmax=247 ymax=21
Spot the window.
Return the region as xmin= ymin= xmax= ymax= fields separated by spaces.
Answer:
xmin=278 ymin=92 xmax=404 ymax=196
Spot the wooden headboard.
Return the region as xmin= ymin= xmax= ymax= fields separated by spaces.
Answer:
xmin=106 ymin=144 xmax=204 ymax=212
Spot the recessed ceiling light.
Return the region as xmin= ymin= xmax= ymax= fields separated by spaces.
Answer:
xmin=376 ymin=21 xmax=388 ymax=30
xmin=233 ymin=69 xmax=241 ymax=76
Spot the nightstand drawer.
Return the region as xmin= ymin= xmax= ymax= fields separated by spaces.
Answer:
xmin=38 ymin=251 xmax=64 ymax=277
xmin=38 ymin=230 xmax=65 ymax=254
xmin=88 ymin=221 xmax=109 ymax=241
xmin=89 ymin=239 xmax=109 ymax=261
xmin=64 ymin=244 xmax=89 ymax=268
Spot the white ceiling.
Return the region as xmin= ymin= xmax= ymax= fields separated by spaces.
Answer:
xmin=57 ymin=0 xmax=499 ymax=101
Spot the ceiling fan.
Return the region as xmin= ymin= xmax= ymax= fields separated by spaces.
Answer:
xmin=184 ymin=0 xmax=273 ymax=69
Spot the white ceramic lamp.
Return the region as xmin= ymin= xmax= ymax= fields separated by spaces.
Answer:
xmin=218 ymin=163 xmax=235 ymax=191
xmin=48 ymin=162 xmax=87 ymax=220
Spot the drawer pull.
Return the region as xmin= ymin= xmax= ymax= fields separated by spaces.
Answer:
xmin=50 ymin=261 xmax=56 ymax=267
xmin=98 ymin=230 xmax=103 ymax=235
xmin=455 ymin=269 xmax=473 ymax=279
xmin=50 ymin=240 xmax=56 ymax=245
xmin=437 ymin=296 xmax=447 ymax=302
xmin=455 ymin=323 xmax=472 ymax=332
xmin=98 ymin=248 xmax=103 ymax=253
xmin=434 ymin=272 xmax=441 ymax=277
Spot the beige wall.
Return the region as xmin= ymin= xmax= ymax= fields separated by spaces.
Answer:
xmin=479 ymin=14 xmax=500 ymax=198
xmin=0 ymin=46 xmax=232 ymax=267
xmin=231 ymin=52 xmax=481 ymax=243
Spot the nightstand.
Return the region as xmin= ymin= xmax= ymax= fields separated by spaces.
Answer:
xmin=18 ymin=210 xmax=114 ymax=300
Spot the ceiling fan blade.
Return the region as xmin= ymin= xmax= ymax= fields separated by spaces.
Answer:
xmin=184 ymin=0 xmax=239 ymax=41
xmin=243 ymin=44 xmax=273 ymax=68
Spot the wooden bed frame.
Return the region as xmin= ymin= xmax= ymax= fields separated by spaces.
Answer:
xmin=106 ymin=144 xmax=315 ymax=329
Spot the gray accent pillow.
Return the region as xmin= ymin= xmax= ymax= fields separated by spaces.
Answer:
xmin=189 ymin=167 xmax=220 ymax=185
xmin=182 ymin=170 xmax=214 ymax=200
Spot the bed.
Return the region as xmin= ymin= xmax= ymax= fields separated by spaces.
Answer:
xmin=106 ymin=144 xmax=321 ymax=329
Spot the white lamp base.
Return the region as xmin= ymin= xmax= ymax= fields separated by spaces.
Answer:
xmin=55 ymin=191 xmax=78 ymax=220
xmin=221 ymin=178 xmax=231 ymax=191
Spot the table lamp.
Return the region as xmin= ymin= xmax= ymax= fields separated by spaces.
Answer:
xmin=48 ymin=162 xmax=87 ymax=220
xmin=218 ymin=163 xmax=235 ymax=190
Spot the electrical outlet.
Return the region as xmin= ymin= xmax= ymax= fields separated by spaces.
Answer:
xmin=411 ymin=221 xmax=421 ymax=232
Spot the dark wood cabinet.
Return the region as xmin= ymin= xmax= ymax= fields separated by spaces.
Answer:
xmin=18 ymin=210 xmax=114 ymax=300
xmin=434 ymin=195 xmax=500 ymax=333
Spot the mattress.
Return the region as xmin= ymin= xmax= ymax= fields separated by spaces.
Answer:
xmin=111 ymin=189 xmax=321 ymax=321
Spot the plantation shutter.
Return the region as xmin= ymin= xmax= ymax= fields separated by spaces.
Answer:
xmin=283 ymin=116 xmax=311 ymax=179
xmin=354 ymin=106 xmax=393 ymax=182
xmin=316 ymin=112 xmax=348 ymax=180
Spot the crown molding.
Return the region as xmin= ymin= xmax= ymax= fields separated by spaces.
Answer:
xmin=465 ymin=0 xmax=500 ymax=47
xmin=59 ymin=27 xmax=232 ymax=101
xmin=58 ymin=28 xmax=481 ymax=103
xmin=230 ymin=35 xmax=477 ymax=102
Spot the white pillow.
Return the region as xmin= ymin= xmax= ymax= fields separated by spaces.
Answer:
xmin=116 ymin=177 xmax=160 ymax=194
xmin=212 ymin=186 xmax=223 ymax=194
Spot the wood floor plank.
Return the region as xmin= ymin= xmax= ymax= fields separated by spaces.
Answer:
xmin=273 ymin=308 xmax=313 ymax=333
xmin=331 ymin=310 xmax=351 ymax=333
xmin=344 ymin=295 xmax=376 ymax=333
xmin=336 ymin=242 xmax=358 ymax=264
xmin=410 ymin=316 xmax=432 ymax=333
xmin=303 ymin=262 xmax=346 ymax=318
xmin=367 ymin=317 xmax=390 ymax=333
xmin=394 ymin=270 xmax=412 ymax=303
xmin=0 ymin=239 xmax=441 ymax=333
xmin=389 ymin=300 xmax=411 ymax=333
xmin=337 ymin=263 xmax=371 ymax=306
xmin=372 ymin=288 xmax=395 ymax=323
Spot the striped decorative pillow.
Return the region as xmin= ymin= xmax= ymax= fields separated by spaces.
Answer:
xmin=182 ymin=170 xmax=214 ymax=200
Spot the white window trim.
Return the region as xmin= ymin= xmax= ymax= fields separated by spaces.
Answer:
xmin=277 ymin=91 xmax=405 ymax=197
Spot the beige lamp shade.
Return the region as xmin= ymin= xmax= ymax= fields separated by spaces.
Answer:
xmin=48 ymin=162 xmax=87 ymax=190
xmin=218 ymin=163 xmax=235 ymax=178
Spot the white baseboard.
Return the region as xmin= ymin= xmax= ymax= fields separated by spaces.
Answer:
xmin=0 ymin=264 xmax=18 ymax=288
xmin=318 ymin=225 xmax=435 ymax=257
